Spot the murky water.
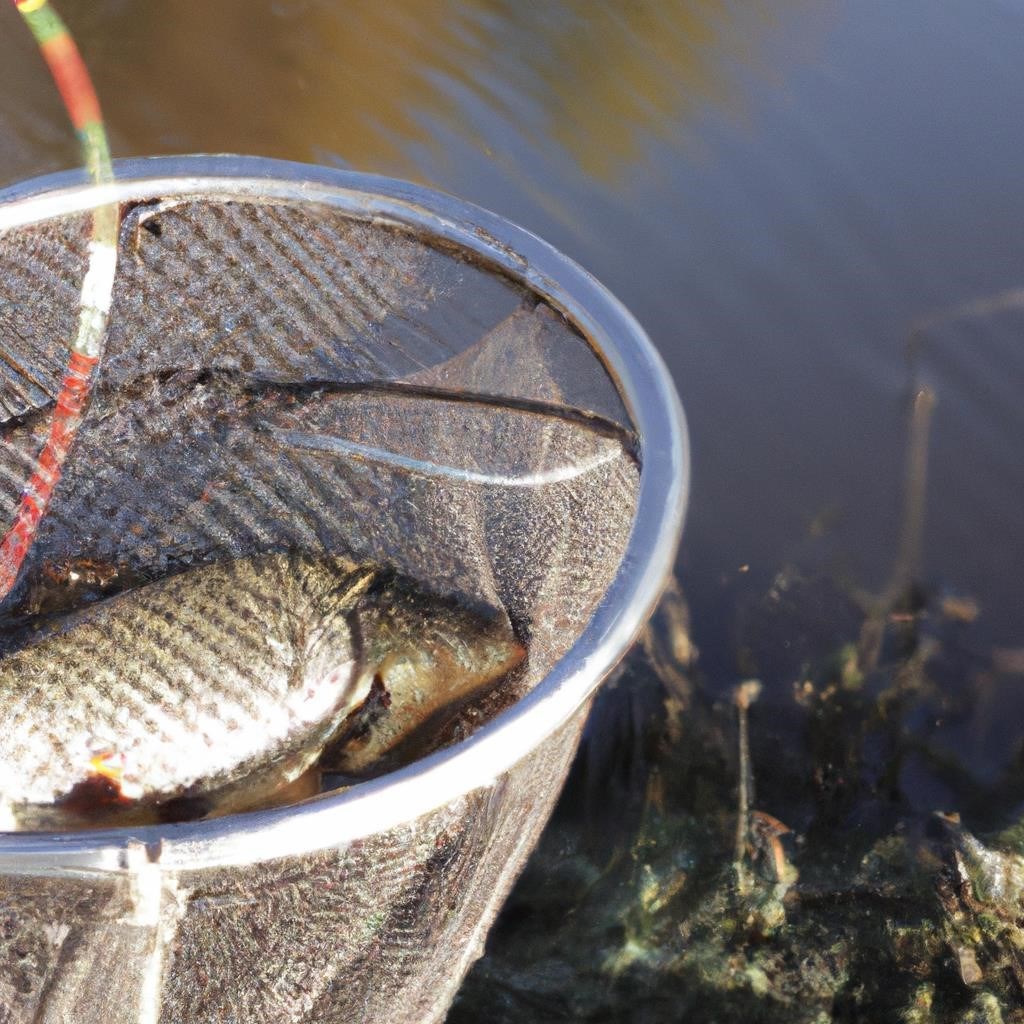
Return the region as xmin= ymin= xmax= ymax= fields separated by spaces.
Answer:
xmin=2 ymin=1 xmax=1024 ymax=1019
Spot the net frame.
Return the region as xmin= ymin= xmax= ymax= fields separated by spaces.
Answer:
xmin=0 ymin=154 xmax=689 ymax=875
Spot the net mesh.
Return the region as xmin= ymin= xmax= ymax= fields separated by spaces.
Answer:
xmin=0 ymin=189 xmax=639 ymax=1022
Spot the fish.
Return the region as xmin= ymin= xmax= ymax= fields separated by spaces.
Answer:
xmin=0 ymin=552 xmax=525 ymax=831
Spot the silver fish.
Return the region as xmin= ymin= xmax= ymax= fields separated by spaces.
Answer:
xmin=0 ymin=553 xmax=524 ymax=830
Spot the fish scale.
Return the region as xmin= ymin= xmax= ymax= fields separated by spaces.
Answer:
xmin=0 ymin=552 xmax=370 ymax=826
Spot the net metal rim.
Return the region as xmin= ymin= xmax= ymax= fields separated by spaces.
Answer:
xmin=0 ymin=156 xmax=689 ymax=873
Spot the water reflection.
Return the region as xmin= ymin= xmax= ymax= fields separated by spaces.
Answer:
xmin=2 ymin=0 xmax=818 ymax=183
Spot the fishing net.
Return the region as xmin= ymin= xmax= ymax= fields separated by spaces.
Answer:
xmin=0 ymin=164 xmax=667 ymax=1023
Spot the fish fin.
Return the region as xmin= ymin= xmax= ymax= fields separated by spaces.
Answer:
xmin=304 ymin=568 xmax=376 ymax=665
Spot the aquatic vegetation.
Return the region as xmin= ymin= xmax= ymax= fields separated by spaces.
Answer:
xmin=454 ymin=560 xmax=1024 ymax=1023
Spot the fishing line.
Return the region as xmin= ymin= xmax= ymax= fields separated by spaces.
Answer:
xmin=0 ymin=0 xmax=118 ymax=600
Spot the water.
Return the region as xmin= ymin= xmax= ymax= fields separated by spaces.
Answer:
xmin=3 ymin=0 xmax=1019 ymax=656
xmin=3 ymin=1 xmax=1024 ymax=1019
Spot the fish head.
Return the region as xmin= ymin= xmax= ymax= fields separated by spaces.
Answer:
xmin=326 ymin=578 xmax=527 ymax=776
